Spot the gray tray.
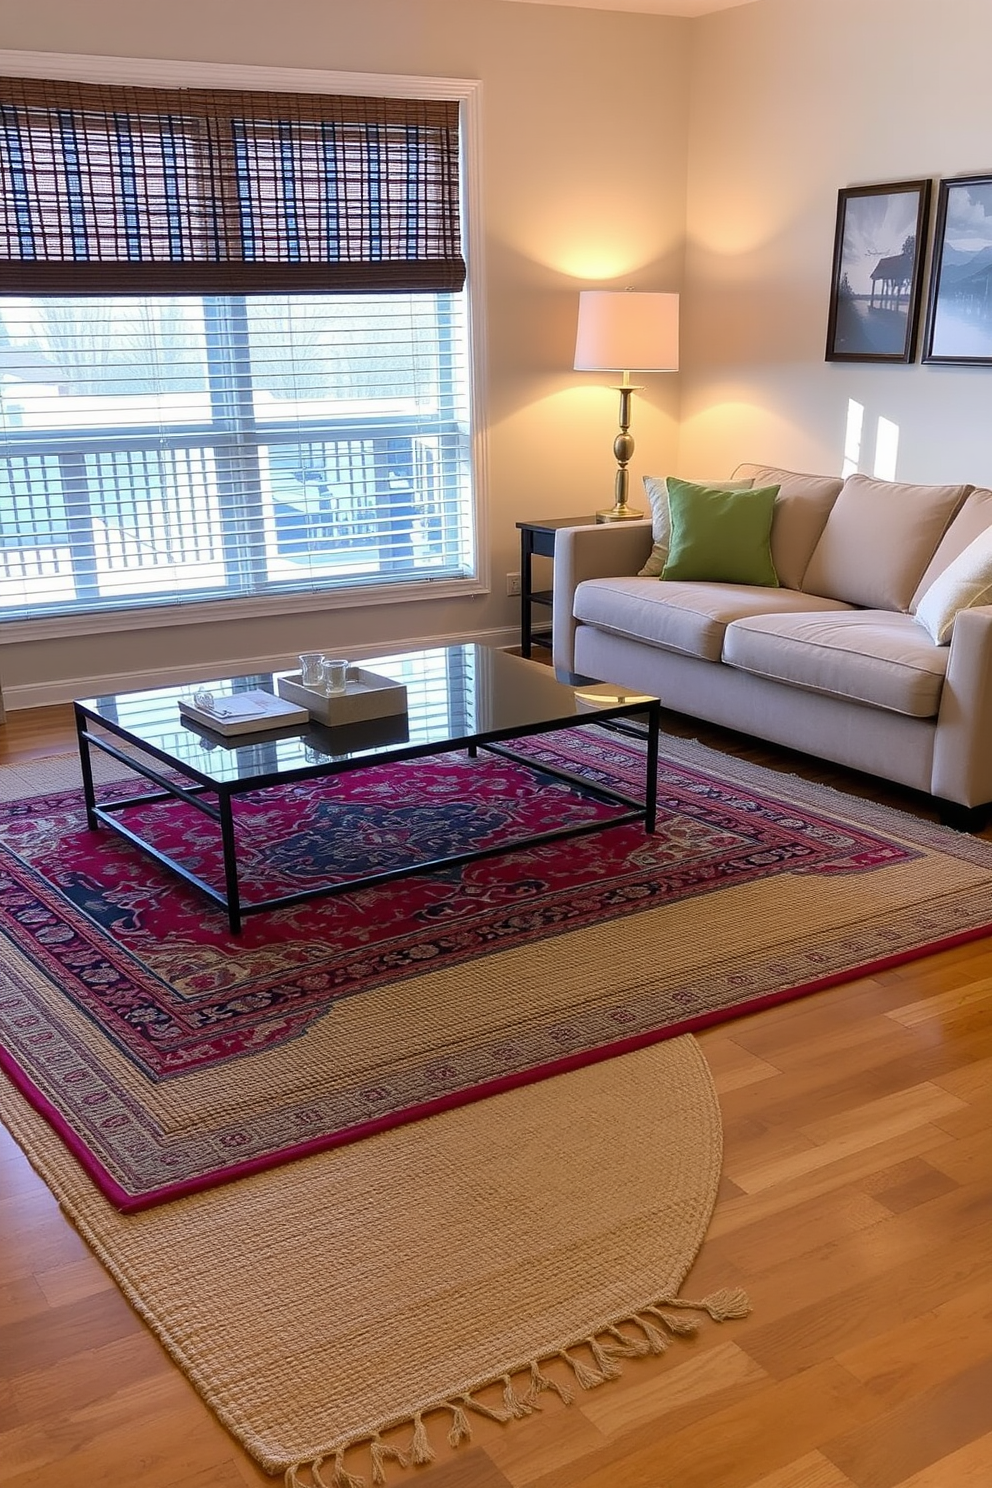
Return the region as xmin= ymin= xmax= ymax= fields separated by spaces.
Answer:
xmin=277 ymin=666 xmax=408 ymax=725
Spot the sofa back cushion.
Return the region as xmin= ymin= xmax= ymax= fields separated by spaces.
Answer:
xmin=910 ymin=486 xmax=992 ymax=608
xmin=800 ymin=474 xmax=971 ymax=611
xmin=732 ymin=464 xmax=844 ymax=589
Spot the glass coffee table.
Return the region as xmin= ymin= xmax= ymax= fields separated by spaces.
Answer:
xmin=73 ymin=644 xmax=660 ymax=934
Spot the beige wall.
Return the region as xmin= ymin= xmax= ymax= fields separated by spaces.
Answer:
xmin=681 ymin=0 xmax=992 ymax=486
xmin=0 ymin=0 xmax=689 ymax=706
xmin=8 ymin=0 xmax=989 ymax=709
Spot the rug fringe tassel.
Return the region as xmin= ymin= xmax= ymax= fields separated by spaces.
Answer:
xmin=656 ymin=1286 xmax=751 ymax=1322
xmin=331 ymin=1451 xmax=367 ymax=1488
xmin=523 ymin=1356 xmax=574 ymax=1407
xmin=292 ymin=1454 xmax=364 ymax=1488
xmin=369 ymin=1436 xmax=410 ymax=1486
xmin=629 ymin=1313 xmax=672 ymax=1354
xmin=587 ymin=1336 xmax=624 ymax=1380
xmin=306 ymin=1455 xmax=331 ymax=1488
xmin=283 ymin=1286 xmax=750 ymax=1486
xmin=559 ymin=1346 xmax=606 ymax=1389
xmin=459 ymin=1389 xmax=514 ymax=1424
xmin=645 ymin=1304 xmax=699 ymax=1337
xmin=408 ymin=1413 xmax=435 ymax=1467
xmin=604 ymin=1323 xmax=653 ymax=1359
xmin=502 ymin=1371 xmax=536 ymax=1419
xmin=446 ymin=1401 xmax=473 ymax=1447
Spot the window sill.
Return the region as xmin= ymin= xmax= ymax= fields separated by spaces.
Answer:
xmin=0 ymin=575 xmax=488 ymax=645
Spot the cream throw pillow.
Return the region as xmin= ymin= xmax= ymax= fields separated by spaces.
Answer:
xmin=639 ymin=474 xmax=754 ymax=577
xmin=914 ymin=526 xmax=992 ymax=644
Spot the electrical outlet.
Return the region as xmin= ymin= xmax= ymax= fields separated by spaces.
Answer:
xmin=506 ymin=572 xmax=522 ymax=596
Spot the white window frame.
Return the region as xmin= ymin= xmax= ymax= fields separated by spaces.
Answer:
xmin=0 ymin=49 xmax=488 ymax=644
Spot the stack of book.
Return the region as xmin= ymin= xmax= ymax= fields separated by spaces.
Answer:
xmin=179 ymin=689 xmax=309 ymax=737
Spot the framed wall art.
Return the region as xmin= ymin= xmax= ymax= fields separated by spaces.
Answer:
xmin=922 ymin=174 xmax=992 ymax=364
xmin=825 ymin=179 xmax=932 ymax=363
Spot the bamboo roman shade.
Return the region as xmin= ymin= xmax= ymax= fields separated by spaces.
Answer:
xmin=0 ymin=76 xmax=465 ymax=294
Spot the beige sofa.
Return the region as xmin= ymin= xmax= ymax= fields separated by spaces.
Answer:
xmin=552 ymin=464 xmax=992 ymax=820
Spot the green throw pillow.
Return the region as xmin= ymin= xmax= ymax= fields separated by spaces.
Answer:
xmin=638 ymin=474 xmax=754 ymax=577
xmin=661 ymin=478 xmax=781 ymax=586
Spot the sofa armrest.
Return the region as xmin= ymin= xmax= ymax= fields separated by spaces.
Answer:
xmin=551 ymin=520 xmax=653 ymax=673
xmin=932 ymin=604 xmax=992 ymax=807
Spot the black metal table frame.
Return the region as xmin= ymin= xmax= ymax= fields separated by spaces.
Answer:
xmin=74 ymin=698 xmax=661 ymax=935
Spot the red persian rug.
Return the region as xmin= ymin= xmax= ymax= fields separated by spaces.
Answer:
xmin=2 ymin=726 xmax=992 ymax=1210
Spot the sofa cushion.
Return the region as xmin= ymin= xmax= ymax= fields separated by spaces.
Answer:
xmin=801 ymin=473 xmax=971 ymax=611
xmin=723 ymin=610 xmax=948 ymax=717
xmin=638 ymin=474 xmax=754 ymax=577
xmin=911 ymin=486 xmax=992 ymax=608
xmin=661 ymin=479 xmax=780 ymax=585
xmin=572 ymin=576 xmax=853 ymax=663
xmin=914 ymin=526 xmax=992 ymax=644
xmin=733 ymin=464 xmax=844 ymax=589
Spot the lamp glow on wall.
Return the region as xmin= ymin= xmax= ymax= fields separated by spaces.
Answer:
xmin=574 ymin=289 xmax=680 ymax=522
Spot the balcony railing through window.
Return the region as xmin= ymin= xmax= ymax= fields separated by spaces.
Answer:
xmin=0 ymin=417 xmax=468 ymax=616
xmin=0 ymin=286 xmax=475 ymax=622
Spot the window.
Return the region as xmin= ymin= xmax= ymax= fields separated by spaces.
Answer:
xmin=0 ymin=66 xmax=481 ymax=629
xmin=0 ymin=290 xmax=473 ymax=619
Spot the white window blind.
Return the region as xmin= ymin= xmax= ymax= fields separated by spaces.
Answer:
xmin=0 ymin=290 xmax=474 ymax=619
xmin=0 ymin=71 xmax=477 ymax=624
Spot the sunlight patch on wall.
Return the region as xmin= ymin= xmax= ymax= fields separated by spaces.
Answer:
xmin=874 ymin=416 xmax=900 ymax=481
xmin=842 ymin=400 xmax=900 ymax=480
xmin=842 ymin=398 xmax=864 ymax=478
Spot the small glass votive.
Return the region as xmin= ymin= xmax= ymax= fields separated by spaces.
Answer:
xmin=321 ymin=657 xmax=350 ymax=695
xmin=299 ymin=652 xmax=323 ymax=689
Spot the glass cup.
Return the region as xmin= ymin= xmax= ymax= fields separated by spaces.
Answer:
xmin=298 ymin=652 xmax=324 ymax=689
xmin=321 ymin=657 xmax=350 ymax=695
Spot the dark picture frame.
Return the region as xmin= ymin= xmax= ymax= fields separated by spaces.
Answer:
xmin=825 ymin=179 xmax=932 ymax=363
xmin=922 ymin=174 xmax=992 ymax=364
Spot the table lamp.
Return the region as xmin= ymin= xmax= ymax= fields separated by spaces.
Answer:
xmin=573 ymin=289 xmax=680 ymax=522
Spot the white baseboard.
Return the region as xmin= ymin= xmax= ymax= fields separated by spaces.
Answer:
xmin=2 ymin=625 xmax=521 ymax=711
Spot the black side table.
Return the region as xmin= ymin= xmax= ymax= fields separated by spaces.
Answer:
xmin=516 ymin=516 xmax=598 ymax=658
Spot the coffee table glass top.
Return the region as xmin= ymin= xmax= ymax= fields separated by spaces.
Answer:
xmin=75 ymin=644 xmax=656 ymax=787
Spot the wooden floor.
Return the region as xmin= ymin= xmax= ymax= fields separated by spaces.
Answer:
xmin=2 ymin=702 xmax=992 ymax=1488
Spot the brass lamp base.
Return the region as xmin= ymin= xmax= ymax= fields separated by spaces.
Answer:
xmin=597 ymin=503 xmax=644 ymax=523
xmin=596 ymin=379 xmax=644 ymax=523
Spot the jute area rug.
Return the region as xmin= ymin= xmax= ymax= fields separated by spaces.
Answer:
xmin=0 ymin=1035 xmax=748 ymax=1484
xmin=3 ymin=729 xmax=992 ymax=1210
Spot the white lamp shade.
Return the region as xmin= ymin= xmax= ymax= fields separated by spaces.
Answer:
xmin=573 ymin=290 xmax=679 ymax=373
